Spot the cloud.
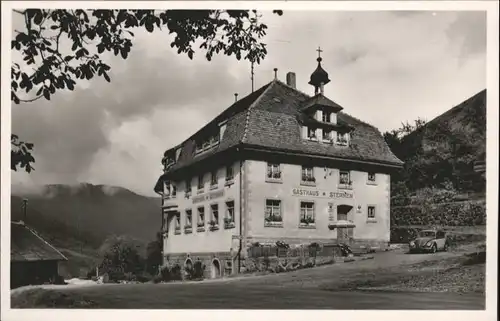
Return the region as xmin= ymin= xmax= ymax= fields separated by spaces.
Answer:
xmin=10 ymin=10 xmax=486 ymax=196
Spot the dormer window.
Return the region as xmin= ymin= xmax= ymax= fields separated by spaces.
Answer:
xmin=322 ymin=111 xmax=331 ymax=123
xmin=307 ymin=128 xmax=317 ymax=140
xmin=210 ymin=134 xmax=219 ymax=146
xmin=337 ymin=132 xmax=349 ymax=146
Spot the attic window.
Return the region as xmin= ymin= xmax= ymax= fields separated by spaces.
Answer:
xmin=322 ymin=112 xmax=331 ymax=123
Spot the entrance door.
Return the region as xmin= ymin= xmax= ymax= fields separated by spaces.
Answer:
xmin=337 ymin=205 xmax=354 ymax=244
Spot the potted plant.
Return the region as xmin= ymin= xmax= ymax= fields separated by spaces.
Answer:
xmin=208 ymin=220 xmax=218 ymax=231
xmin=300 ymin=217 xmax=315 ymax=226
xmin=224 ymin=217 xmax=234 ymax=228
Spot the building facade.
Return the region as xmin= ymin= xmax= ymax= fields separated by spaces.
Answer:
xmin=154 ymin=54 xmax=403 ymax=278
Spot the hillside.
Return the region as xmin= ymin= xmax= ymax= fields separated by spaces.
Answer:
xmin=391 ymin=89 xmax=486 ymax=194
xmin=11 ymin=183 xmax=162 ymax=277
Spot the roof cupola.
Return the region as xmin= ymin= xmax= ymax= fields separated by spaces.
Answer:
xmin=308 ymin=46 xmax=330 ymax=95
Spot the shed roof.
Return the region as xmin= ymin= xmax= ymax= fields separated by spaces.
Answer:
xmin=11 ymin=221 xmax=68 ymax=262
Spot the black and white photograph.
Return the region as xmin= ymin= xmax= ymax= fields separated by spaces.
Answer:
xmin=1 ymin=1 xmax=498 ymax=319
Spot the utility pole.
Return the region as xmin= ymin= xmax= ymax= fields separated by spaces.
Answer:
xmin=22 ymin=198 xmax=28 ymax=223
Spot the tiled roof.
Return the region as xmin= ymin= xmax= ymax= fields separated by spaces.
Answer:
xmin=162 ymin=80 xmax=403 ymax=176
xmin=11 ymin=222 xmax=68 ymax=262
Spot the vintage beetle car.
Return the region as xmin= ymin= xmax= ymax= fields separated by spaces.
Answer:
xmin=409 ymin=229 xmax=449 ymax=253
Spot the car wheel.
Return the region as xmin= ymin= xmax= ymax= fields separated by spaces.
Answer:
xmin=431 ymin=244 xmax=437 ymax=253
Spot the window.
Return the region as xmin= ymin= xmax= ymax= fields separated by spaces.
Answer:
xmin=202 ymin=140 xmax=210 ymax=149
xmin=185 ymin=179 xmax=192 ymax=194
xmin=185 ymin=210 xmax=192 ymax=229
xmin=197 ymin=175 xmax=204 ymax=191
xmin=174 ymin=213 xmax=181 ymax=233
xmin=301 ymin=166 xmax=315 ymax=183
xmin=265 ymin=199 xmax=282 ymax=226
xmin=210 ymin=170 xmax=218 ymax=188
xmin=195 ymin=141 xmax=203 ymax=152
xmin=322 ymin=112 xmax=331 ymax=123
xmin=323 ymin=130 xmax=332 ymax=141
xmin=226 ymin=165 xmax=234 ymax=181
xmin=171 ymin=184 xmax=177 ymax=198
xmin=267 ymin=163 xmax=282 ymax=180
xmin=337 ymin=132 xmax=348 ymax=146
xmin=307 ymin=127 xmax=317 ymax=139
xmin=339 ymin=171 xmax=351 ymax=185
xmin=210 ymin=134 xmax=219 ymax=146
xmin=225 ymin=201 xmax=235 ymax=227
xmin=300 ymin=202 xmax=315 ymax=226
xmin=367 ymin=172 xmax=376 ymax=182
xmin=197 ymin=207 xmax=205 ymax=229
xmin=367 ymin=206 xmax=376 ymax=219
xmin=210 ymin=204 xmax=219 ymax=230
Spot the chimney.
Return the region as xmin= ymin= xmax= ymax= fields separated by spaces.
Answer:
xmin=234 ymin=93 xmax=238 ymax=102
xmin=273 ymin=68 xmax=278 ymax=80
xmin=286 ymin=72 xmax=296 ymax=89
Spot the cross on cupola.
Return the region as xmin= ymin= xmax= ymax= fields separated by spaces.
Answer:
xmin=308 ymin=46 xmax=331 ymax=95
xmin=316 ymin=46 xmax=323 ymax=58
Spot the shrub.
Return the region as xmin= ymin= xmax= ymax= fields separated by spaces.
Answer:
xmin=188 ymin=261 xmax=205 ymax=280
xmin=98 ymin=235 xmax=145 ymax=279
xmin=152 ymin=275 xmax=163 ymax=284
xmin=160 ymin=264 xmax=183 ymax=282
xmin=135 ymin=271 xmax=153 ymax=283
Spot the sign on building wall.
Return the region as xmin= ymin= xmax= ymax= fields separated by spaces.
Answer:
xmin=292 ymin=188 xmax=353 ymax=199
xmin=192 ymin=189 xmax=225 ymax=204
xmin=328 ymin=202 xmax=335 ymax=221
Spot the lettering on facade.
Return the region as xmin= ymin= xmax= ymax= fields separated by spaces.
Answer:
xmin=292 ymin=188 xmax=353 ymax=199
xmin=192 ymin=189 xmax=225 ymax=204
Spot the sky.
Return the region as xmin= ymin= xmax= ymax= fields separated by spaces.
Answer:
xmin=10 ymin=10 xmax=487 ymax=197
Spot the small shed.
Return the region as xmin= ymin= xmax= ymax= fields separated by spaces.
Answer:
xmin=10 ymin=221 xmax=68 ymax=288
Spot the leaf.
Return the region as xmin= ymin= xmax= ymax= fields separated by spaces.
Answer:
xmin=120 ymin=48 xmax=128 ymax=59
xmin=43 ymin=88 xmax=50 ymax=100
xmin=103 ymin=71 xmax=111 ymax=82
xmin=66 ymin=78 xmax=75 ymax=90
xmin=33 ymin=11 xmax=43 ymax=25
xmin=64 ymin=55 xmax=74 ymax=62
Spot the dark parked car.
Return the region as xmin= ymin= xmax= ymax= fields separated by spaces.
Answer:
xmin=409 ymin=229 xmax=449 ymax=253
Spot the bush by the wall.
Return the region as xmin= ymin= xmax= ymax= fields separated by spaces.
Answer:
xmin=391 ymin=200 xmax=485 ymax=227
xmin=185 ymin=261 xmax=205 ymax=280
xmin=160 ymin=264 xmax=183 ymax=282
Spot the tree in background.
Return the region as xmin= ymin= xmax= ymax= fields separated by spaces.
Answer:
xmin=145 ymin=232 xmax=163 ymax=276
xmin=11 ymin=9 xmax=283 ymax=173
xmin=98 ymin=235 xmax=145 ymax=280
